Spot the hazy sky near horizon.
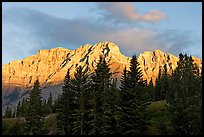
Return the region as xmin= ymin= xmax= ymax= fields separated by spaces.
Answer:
xmin=2 ymin=2 xmax=202 ymax=64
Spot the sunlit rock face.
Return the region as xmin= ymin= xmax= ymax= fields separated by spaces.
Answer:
xmin=2 ymin=41 xmax=202 ymax=111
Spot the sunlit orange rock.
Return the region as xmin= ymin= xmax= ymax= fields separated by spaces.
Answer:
xmin=2 ymin=41 xmax=202 ymax=93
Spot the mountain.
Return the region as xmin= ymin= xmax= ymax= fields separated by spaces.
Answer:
xmin=2 ymin=41 xmax=202 ymax=112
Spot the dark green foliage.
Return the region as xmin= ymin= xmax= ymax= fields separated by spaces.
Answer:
xmin=90 ymin=55 xmax=114 ymax=135
xmin=2 ymin=118 xmax=26 ymax=135
xmin=52 ymin=97 xmax=59 ymax=113
xmin=147 ymin=101 xmax=175 ymax=135
xmin=4 ymin=106 xmax=12 ymax=118
xmin=56 ymin=69 xmax=75 ymax=135
xmin=119 ymin=55 xmax=150 ymax=135
xmin=160 ymin=64 xmax=169 ymax=100
xmin=43 ymin=93 xmax=53 ymax=115
xmin=42 ymin=114 xmax=58 ymax=135
xmin=25 ymin=79 xmax=45 ymax=135
xmin=69 ymin=66 xmax=92 ymax=135
xmin=101 ymin=78 xmax=119 ymax=135
xmin=147 ymin=78 xmax=155 ymax=101
xmin=155 ymin=67 xmax=162 ymax=100
xmin=8 ymin=118 xmax=28 ymax=135
xmin=47 ymin=93 xmax=53 ymax=114
xmin=16 ymin=101 xmax=21 ymax=117
xmin=42 ymin=99 xmax=48 ymax=115
xmin=154 ymin=64 xmax=170 ymax=101
xmin=107 ymin=78 xmax=121 ymax=134
xmin=20 ymin=98 xmax=29 ymax=117
xmin=169 ymin=54 xmax=202 ymax=135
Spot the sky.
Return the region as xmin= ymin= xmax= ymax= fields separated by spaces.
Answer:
xmin=2 ymin=2 xmax=202 ymax=64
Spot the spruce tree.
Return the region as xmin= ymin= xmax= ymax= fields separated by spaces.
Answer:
xmin=20 ymin=98 xmax=29 ymax=117
xmin=25 ymin=79 xmax=44 ymax=135
xmin=160 ymin=64 xmax=169 ymax=100
xmin=42 ymin=99 xmax=48 ymax=116
xmin=16 ymin=101 xmax=21 ymax=117
xmin=90 ymin=55 xmax=113 ymax=135
xmin=4 ymin=106 xmax=12 ymax=118
xmin=119 ymin=55 xmax=150 ymax=135
xmin=70 ymin=66 xmax=92 ymax=135
xmin=47 ymin=93 xmax=53 ymax=114
xmin=155 ymin=67 xmax=162 ymax=101
xmin=56 ymin=69 xmax=76 ymax=135
xmin=169 ymin=54 xmax=202 ymax=135
xmin=52 ymin=96 xmax=59 ymax=114
xmin=107 ymin=78 xmax=120 ymax=134
xmin=147 ymin=78 xmax=155 ymax=101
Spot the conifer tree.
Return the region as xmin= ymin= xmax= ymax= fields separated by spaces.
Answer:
xmin=4 ymin=106 xmax=12 ymax=118
xmin=107 ymin=78 xmax=121 ymax=134
xmin=90 ymin=55 xmax=113 ymax=135
xmin=56 ymin=69 xmax=76 ymax=135
xmin=42 ymin=99 xmax=48 ymax=116
xmin=25 ymin=79 xmax=44 ymax=135
xmin=16 ymin=101 xmax=21 ymax=117
xmin=155 ymin=67 xmax=162 ymax=100
xmin=70 ymin=66 xmax=92 ymax=135
xmin=160 ymin=64 xmax=169 ymax=100
xmin=53 ymin=96 xmax=59 ymax=114
xmin=147 ymin=78 xmax=155 ymax=101
xmin=119 ymin=55 xmax=150 ymax=135
xmin=47 ymin=93 xmax=53 ymax=114
xmin=20 ymin=98 xmax=29 ymax=117
xmin=169 ymin=54 xmax=202 ymax=135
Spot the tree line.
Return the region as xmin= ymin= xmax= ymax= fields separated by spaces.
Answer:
xmin=3 ymin=53 xmax=202 ymax=135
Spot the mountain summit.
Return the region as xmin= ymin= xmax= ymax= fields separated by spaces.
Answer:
xmin=2 ymin=41 xmax=202 ymax=111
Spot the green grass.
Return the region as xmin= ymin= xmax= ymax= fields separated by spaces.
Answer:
xmin=2 ymin=118 xmax=26 ymax=135
xmin=147 ymin=100 xmax=176 ymax=135
xmin=148 ymin=100 xmax=169 ymax=112
xmin=2 ymin=114 xmax=58 ymax=135
xmin=43 ymin=113 xmax=57 ymax=135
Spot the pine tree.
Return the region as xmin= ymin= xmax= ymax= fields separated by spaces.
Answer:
xmin=20 ymin=98 xmax=29 ymax=117
xmin=119 ymin=55 xmax=150 ymax=135
xmin=47 ymin=93 xmax=53 ymax=114
xmin=90 ymin=55 xmax=113 ymax=135
xmin=25 ymin=79 xmax=44 ymax=135
xmin=4 ymin=106 xmax=12 ymax=118
xmin=169 ymin=54 xmax=202 ymax=135
xmin=56 ymin=68 xmax=75 ymax=135
xmin=107 ymin=78 xmax=120 ymax=134
xmin=52 ymin=96 xmax=59 ymax=114
xmin=16 ymin=101 xmax=21 ymax=117
xmin=155 ymin=67 xmax=162 ymax=101
xmin=42 ymin=99 xmax=48 ymax=116
xmin=160 ymin=64 xmax=169 ymax=100
xmin=70 ymin=66 xmax=92 ymax=135
xmin=147 ymin=78 xmax=155 ymax=101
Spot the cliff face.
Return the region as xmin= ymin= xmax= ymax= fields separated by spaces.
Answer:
xmin=2 ymin=42 xmax=131 ymax=92
xmin=2 ymin=41 xmax=202 ymax=110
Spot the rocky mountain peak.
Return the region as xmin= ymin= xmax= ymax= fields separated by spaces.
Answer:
xmin=2 ymin=42 xmax=202 ymax=111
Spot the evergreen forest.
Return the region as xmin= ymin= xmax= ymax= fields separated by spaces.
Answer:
xmin=2 ymin=54 xmax=202 ymax=135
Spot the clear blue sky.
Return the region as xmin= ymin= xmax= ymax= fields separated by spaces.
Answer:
xmin=2 ymin=2 xmax=202 ymax=64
